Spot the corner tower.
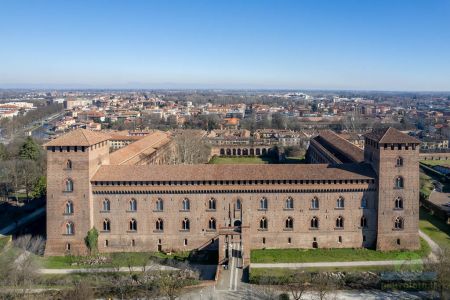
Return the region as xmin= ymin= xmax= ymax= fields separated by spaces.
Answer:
xmin=44 ymin=129 xmax=110 ymax=255
xmin=364 ymin=127 xmax=421 ymax=250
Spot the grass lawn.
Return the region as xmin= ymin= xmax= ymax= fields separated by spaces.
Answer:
xmin=0 ymin=235 xmax=10 ymax=251
xmin=420 ymin=172 xmax=434 ymax=198
xmin=283 ymin=156 xmax=307 ymax=164
xmin=40 ymin=251 xmax=190 ymax=269
xmin=419 ymin=207 xmax=450 ymax=249
xmin=421 ymin=160 xmax=450 ymax=166
xmin=250 ymin=264 xmax=419 ymax=280
xmin=209 ymin=156 xmax=274 ymax=164
xmin=250 ymin=238 xmax=430 ymax=264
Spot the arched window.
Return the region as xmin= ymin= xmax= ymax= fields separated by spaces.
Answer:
xmin=156 ymin=218 xmax=164 ymax=231
xmin=129 ymin=218 xmax=137 ymax=231
xmin=311 ymin=216 xmax=319 ymax=228
xmin=260 ymin=197 xmax=268 ymax=210
xmin=156 ymin=198 xmax=164 ymax=211
xmin=66 ymin=160 xmax=72 ymax=169
xmin=395 ymin=197 xmax=403 ymax=209
xmin=396 ymin=157 xmax=403 ymax=167
xmin=208 ymin=218 xmax=216 ymax=230
xmin=394 ymin=217 xmax=404 ymax=229
xmin=66 ymin=222 xmax=74 ymax=235
xmin=65 ymin=179 xmax=74 ymax=192
xmin=182 ymin=198 xmax=190 ymax=211
xmin=103 ymin=219 xmax=111 ymax=231
xmin=182 ymin=218 xmax=190 ymax=230
xmin=395 ymin=176 xmax=404 ymax=189
xmin=129 ymin=199 xmax=137 ymax=212
xmin=336 ymin=216 xmax=344 ymax=228
xmin=208 ymin=198 xmax=216 ymax=210
xmin=360 ymin=216 xmax=367 ymax=228
xmin=285 ymin=197 xmax=294 ymax=209
xmin=285 ymin=217 xmax=293 ymax=229
xmin=361 ymin=198 xmax=367 ymax=209
xmin=236 ymin=199 xmax=241 ymax=210
xmin=65 ymin=201 xmax=73 ymax=214
xmin=311 ymin=197 xmax=319 ymax=209
xmin=259 ymin=217 xmax=268 ymax=230
xmin=336 ymin=196 xmax=345 ymax=208
xmin=103 ymin=199 xmax=111 ymax=212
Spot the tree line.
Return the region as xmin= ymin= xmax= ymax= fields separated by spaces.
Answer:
xmin=0 ymin=136 xmax=46 ymax=202
xmin=0 ymin=102 xmax=63 ymax=138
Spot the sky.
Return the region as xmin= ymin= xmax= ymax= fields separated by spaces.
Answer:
xmin=0 ymin=0 xmax=449 ymax=91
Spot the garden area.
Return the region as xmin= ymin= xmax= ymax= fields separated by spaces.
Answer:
xmin=209 ymin=155 xmax=275 ymax=164
xmin=39 ymin=251 xmax=191 ymax=269
xmin=0 ymin=235 xmax=201 ymax=299
xmin=419 ymin=207 xmax=450 ymax=250
xmin=250 ymin=238 xmax=430 ymax=264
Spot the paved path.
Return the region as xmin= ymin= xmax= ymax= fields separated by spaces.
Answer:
xmin=0 ymin=206 xmax=46 ymax=236
xmin=419 ymin=229 xmax=441 ymax=261
xmin=215 ymin=240 xmax=243 ymax=292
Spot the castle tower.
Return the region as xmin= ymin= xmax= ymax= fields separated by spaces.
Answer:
xmin=44 ymin=129 xmax=110 ymax=255
xmin=364 ymin=127 xmax=421 ymax=250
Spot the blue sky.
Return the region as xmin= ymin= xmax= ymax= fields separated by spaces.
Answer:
xmin=0 ymin=0 xmax=449 ymax=90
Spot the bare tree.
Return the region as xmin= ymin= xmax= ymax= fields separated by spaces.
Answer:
xmin=311 ymin=273 xmax=339 ymax=300
xmin=284 ymin=271 xmax=311 ymax=300
xmin=424 ymin=247 xmax=450 ymax=300
xmin=166 ymin=130 xmax=210 ymax=164
xmin=63 ymin=280 xmax=95 ymax=300
xmin=13 ymin=235 xmax=45 ymax=255
xmin=157 ymin=271 xmax=185 ymax=300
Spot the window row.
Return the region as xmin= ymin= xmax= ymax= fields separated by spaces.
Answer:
xmin=64 ymin=216 xmax=404 ymax=235
xmin=100 ymin=217 xmax=217 ymax=233
xmin=99 ymin=198 xmax=237 ymax=212
xmin=259 ymin=196 xmax=366 ymax=210
xmin=258 ymin=215 xmax=367 ymax=230
xmin=64 ymin=197 xmax=403 ymax=216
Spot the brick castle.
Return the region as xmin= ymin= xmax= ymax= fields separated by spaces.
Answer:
xmin=44 ymin=127 xmax=420 ymax=265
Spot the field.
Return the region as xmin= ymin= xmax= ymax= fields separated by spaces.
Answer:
xmin=420 ymin=172 xmax=434 ymax=198
xmin=250 ymin=238 xmax=430 ymax=263
xmin=0 ymin=235 xmax=10 ymax=251
xmin=249 ymin=264 xmax=420 ymax=283
xmin=419 ymin=207 xmax=450 ymax=249
xmin=420 ymin=160 xmax=450 ymax=167
xmin=40 ymin=251 xmax=190 ymax=269
xmin=209 ymin=155 xmax=306 ymax=164
xmin=209 ymin=156 xmax=274 ymax=164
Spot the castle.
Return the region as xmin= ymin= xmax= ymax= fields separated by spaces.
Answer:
xmin=44 ymin=127 xmax=420 ymax=265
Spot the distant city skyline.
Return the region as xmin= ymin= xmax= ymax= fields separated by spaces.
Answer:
xmin=0 ymin=0 xmax=449 ymax=91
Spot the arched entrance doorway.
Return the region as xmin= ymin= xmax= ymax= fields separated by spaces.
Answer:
xmin=234 ymin=220 xmax=241 ymax=227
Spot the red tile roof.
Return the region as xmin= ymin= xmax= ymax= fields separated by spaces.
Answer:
xmin=43 ymin=129 xmax=110 ymax=147
xmin=364 ymin=127 xmax=420 ymax=144
xmin=92 ymin=163 xmax=375 ymax=182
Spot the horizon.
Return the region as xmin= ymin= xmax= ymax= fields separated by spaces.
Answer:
xmin=1 ymin=0 xmax=450 ymax=91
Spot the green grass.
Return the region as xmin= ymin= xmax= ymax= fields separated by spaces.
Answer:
xmin=250 ymin=264 xmax=419 ymax=278
xmin=40 ymin=251 xmax=190 ymax=269
xmin=421 ymin=160 xmax=450 ymax=166
xmin=419 ymin=207 xmax=450 ymax=250
xmin=283 ymin=156 xmax=307 ymax=164
xmin=209 ymin=156 xmax=274 ymax=164
xmin=420 ymin=172 xmax=434 ymax=198
xmin=250 ymin=238 xmax=430 ymax=264
xmin=0 ymin=235 xmax=10 ymax=251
